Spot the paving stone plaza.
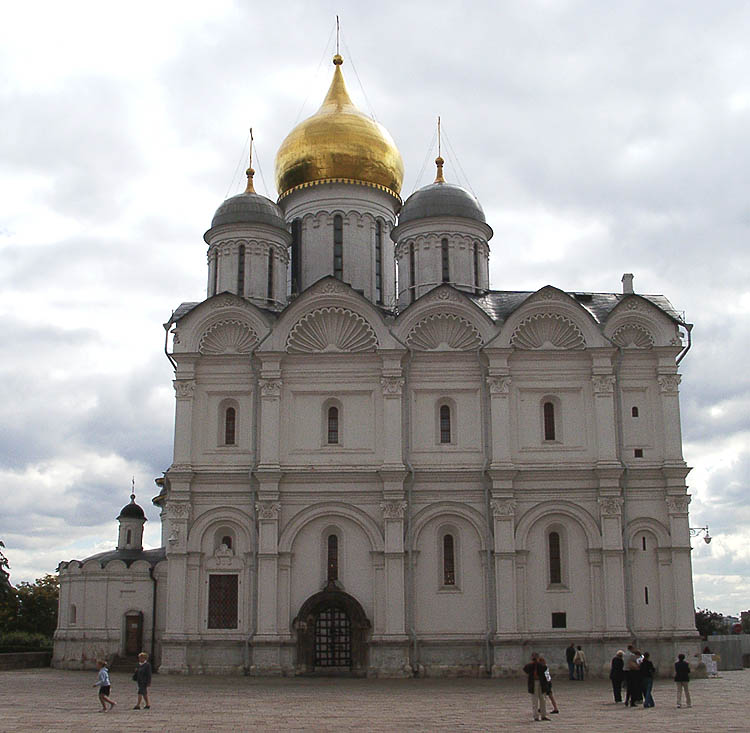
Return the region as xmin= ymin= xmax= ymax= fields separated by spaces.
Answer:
xmin=2 ymin=668 xmax=749 ymax=731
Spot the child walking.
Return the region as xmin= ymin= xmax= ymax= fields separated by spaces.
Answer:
xmin=93 ymin=659 xmax=116 ymax=712
xmin=133 ymin=651 xmax=153 ymax=709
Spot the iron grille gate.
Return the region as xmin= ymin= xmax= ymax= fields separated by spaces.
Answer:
xmin=314 ymin=607 xmax=352 ymax=667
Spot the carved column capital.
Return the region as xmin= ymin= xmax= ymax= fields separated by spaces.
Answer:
xmin=658 ymin=374 xmax=682 ymax=394
xmin=380 ymin=377 xmax=405 ymax=396
xmin=255 ymin=501 xmax=282 ymax=520
xmin=491 ymin=499 xmax=516 ymax=517
xmin=259 ymin=379 xmax=282 ymax=397
xmin=487 ymin=376 xmax=512 ymax=395
xmin=598 ymin=497 xmax=624 ymax=517
xmin=173 ymin=380 xmax=195 ymax=399
xmin=380 ymin=500 xmax=407 ymax=519
xmin=665 ymin=495 xmax=691 ymax=514
xmin=592 ymin=375 xmax=616 ymax=395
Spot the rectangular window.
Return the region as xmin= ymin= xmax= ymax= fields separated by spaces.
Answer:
xmin=212 ymin=252 xmax=219 ymax=296
xmin=634 ymin=448 xmax=643 ymax=458
xmin=551 ymin=612 xmax=567 ymax=628
xmin=549 ymin=532 xmax=562 ymax=584
xmin=375 ymin=221 xmax=383 ymax=303
xmin=644 ymin=586 xmax=649 ymax=604
xmin=208 ymin=574 xmax=238 ymax=629
xmin=441 ymin=239 xmax=450 ymax=283
xmin=443 ymin=534 xmax=455 ymax=585
xmin=473 ymin=242 xmax=480 ymax=292
xmin=237 ymin=245 xmax=245 ymax=295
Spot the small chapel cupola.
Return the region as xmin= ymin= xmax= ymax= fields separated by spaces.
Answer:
xmin=116 ymin=491 xmax=147 ymax=551
xmin=204 ymin=130 xmax=291 ymax=310
xmin=392 ymin=121 xmax=493 ymax=307
xmin=274 ymin=51 xmax=403 ymax=305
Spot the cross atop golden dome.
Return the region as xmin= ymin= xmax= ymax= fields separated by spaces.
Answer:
xmin=274 ymin=54 xmax=404 ymax=201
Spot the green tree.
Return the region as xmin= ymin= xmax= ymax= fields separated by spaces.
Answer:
xmin=695 ymin=608 xmax=725 ymax=638
xmin=0 ymin=541 xmax=18 ymax=631
xmin=13 ymin=574 xmax=59 ymax=637
xmin=0 ymin=541 xmax=11 ymax=598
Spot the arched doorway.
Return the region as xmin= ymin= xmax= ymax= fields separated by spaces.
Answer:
xmin=293 ymin=584 xmax=371 ymax=675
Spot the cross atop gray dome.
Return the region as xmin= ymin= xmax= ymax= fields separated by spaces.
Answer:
xmin=117 ymin=493 xmax=146 ymax=521
xmin=207 ymin=191 xmax=286 ymax=234
xmin=398 ymin=177 xmax=485 ymax=226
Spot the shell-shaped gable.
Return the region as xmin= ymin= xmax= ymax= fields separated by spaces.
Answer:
xmin=510 ymin=312 xmax=586 ymax=350
xmin=611 ymin=323 xmax=654 ymax=349
xmin=603 ymin=294 xmax=683 ymax=349
xmin=406 ymin=313 xmax=482 ymax=351
xmin=199 ymin=320 xmax=259 ymax=355
xmin=287 ymin=306 xmax=378 ymax=353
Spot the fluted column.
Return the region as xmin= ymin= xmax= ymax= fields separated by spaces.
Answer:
xmin=491 ymin=499 xmax=518 ymax=635
xmin=598 ymin=497 xmax=628 ymax=631
xmin=255 ymin=500 xmax=282 ymax=637
xmin=380 ymin=500 xmax=407 ymax=636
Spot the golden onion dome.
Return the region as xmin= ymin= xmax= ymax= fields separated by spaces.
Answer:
xmin=274 ymin=55 xmax=404 ymax=201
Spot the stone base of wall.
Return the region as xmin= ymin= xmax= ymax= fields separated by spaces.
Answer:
xmin=0 ymin=652 xmax=52 ymax=670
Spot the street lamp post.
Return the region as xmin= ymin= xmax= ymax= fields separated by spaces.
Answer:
xmin=689 ymin=526 xmax=712 ymax=544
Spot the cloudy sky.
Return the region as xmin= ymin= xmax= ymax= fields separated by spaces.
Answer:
xmin=1 ymin=0 xmax=748 ymax=615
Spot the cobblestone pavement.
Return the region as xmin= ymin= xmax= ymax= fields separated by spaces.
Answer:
xmin=1 ymin=668 xmax=749 ymax=732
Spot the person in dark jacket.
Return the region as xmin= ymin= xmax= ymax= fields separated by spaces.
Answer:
xmin=565 ymin=642 xmax=576 ymax=680
xmin=675 ymin=653 xmax=691 ymax=708
xmin=609 ymin=650 xmax=625 ymax=702
xmin=133 ymin=652 xmax=152 ymax=710
xmin=523 ymin=652 xmax=550 ymax=721
xmin=640 ymin=651 xmax=656 ymax=707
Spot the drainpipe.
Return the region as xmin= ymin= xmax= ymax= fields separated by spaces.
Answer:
xmin=613 ymin=344 xmax=634 ymax=640
xmin=475 ymin=348 xmax=496 ymax=675
xmin=149 ymin=566 xmax=158 ymax=668
xmin=676 ymin=323 xmax=693 ymax=366
xmin=163 ymin=317 xmax=177 ymax=370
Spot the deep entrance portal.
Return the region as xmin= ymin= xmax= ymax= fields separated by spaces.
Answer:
xmin=314 ymin=606 xmax=352 ymax=667
xmin=294 ymin=586 xmax=370 ymax=675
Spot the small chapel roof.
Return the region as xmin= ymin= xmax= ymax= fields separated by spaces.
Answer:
xmin=57 ymin=547 xmax=166 ymax=572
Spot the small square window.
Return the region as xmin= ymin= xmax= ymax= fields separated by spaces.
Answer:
xmin=551 ymin=612 xmax=567 ymax=628
xmin=634 ymin=448 xmax=643 ymax=458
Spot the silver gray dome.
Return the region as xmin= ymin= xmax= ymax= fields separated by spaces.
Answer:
xmin=398 ymin=181 xmax=485 ymax=225
xmin=208 ymin=192 xmax=287 ymax=231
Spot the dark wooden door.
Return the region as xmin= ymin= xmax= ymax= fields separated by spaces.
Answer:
xmin=125 ymin=613 xmax=143 ymax=655
xmin=314 ymin=607 xmax=351 ymax=668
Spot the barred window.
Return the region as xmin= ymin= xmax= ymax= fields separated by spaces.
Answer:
xmin=212 ymin=252 xmax=219 ymax=296
xmin=207 ymin=574 xmax=238 ymax=629
xmin=440 ymin=404 xmax=452 ymax=444
xmin=549 ymin=531 xmax=562 ymax=584
xmin=327 ymin=406 xmax=339 ymax=445
xmin=327 ymin=534 xmax=339 ymax=581
xmin=267 ymin=250 xmax=274 ymax=304
xmin=291 ymin=219 xmax=302 ymax=295
xmin=551 ymin=612 xmax=567 ymax=628
xmin=443 ymin=533 xmax=456 ymax=586
xmin=225 ymin=407 xmax=236 ymax=445
xmin=375 ymin=220 xmax=383 ymax=303
xmin=409 ymin=242 xmax=416 ymax=303
xmin=473 ymin=241 xmax=480 ymax=292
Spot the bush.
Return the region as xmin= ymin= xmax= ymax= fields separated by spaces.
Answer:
xmin=0 ymin=630 xmax=53 ymax=653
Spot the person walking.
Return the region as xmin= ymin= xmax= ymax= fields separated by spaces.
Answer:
xmin=565 ymin=642 xmax=576 ymax=680
xmin=640 ymin=651 xmax=656 ymax=707
xmin=623 ymin=644 xmax=642 ymax=706
xmin=573 ymin=645 xmax=586 ymax=681
xmin=538 ymin=656 xmax=560 ymax=714
xmin=675 ymin=653 xmax=691 ymax=708
xmin=93 ymin=659 xmax=116 ymax=712
xmin=523 ymin=652 xmax=551 ymax=722
xmin=609 ymin=650 xmax=625 ymax=703
xmin=133 ymin=652 xmax=152 ymax=710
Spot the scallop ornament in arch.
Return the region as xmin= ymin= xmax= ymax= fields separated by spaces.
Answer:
xmin=286 ymin=307 xmax=378 ymax=353
xmin=510 ymin=313 xmax=585 ymax=350
xmin=406 ymin=313 xmax=482 ymax=351
xmin=199 ymin=320 xmax=259 ymax=355
xmin=612 ymin=323 xmax=654 ymax=349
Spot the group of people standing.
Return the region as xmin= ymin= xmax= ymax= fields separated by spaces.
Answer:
xmin=524 ymin=643 xmax=694 ymax=721
xmin=93 ymin=652 xmax=153 ymax=712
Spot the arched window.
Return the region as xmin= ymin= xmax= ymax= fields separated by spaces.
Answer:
xmin=443 ymin=533 xmax=456 ymax=586
xmin=543 ymin=401 xmax=556 ymax=441
xmin=267 ymin=250 xmax=274 ymax=304
xmin=126 ymin=529 xmax=132 ymax=545
xmin=441 ymin=238 xmax=450 ymax=282
xmin=333 ymin=215 xmax=343 ymax=280
xmin=409 ymin=242 xmax=416 ymax=303
xmin=225 ymin=406 xmax=236 ymax=445
xmin=221 ymin=535 xmax=233 ymax=550
xmin=375 ymin=220 xmax=383 ymax=303
xmin=548 ymin=531 xmax=562 ymax=584
xmin=327 ymin=406 xmax=339 ymax=445
xmin=473 ymin=241 xmax=480 ymax=292
xmin=439 ymin=404 xmax=452 ymax=444
xmin=237 ymin=244 xmax=245 ymax=295
xmin=212 ymin=251 xmax=219 ymax=296
xmin=69 ymin=604 xmax=77 ymax=625
xmin=291 ymin=219 xmax=302 ymax=295
xmin=327 ymin=534 xmax=339 ymax=581
xmin=632 ymin=406 xmax=639 ymax=418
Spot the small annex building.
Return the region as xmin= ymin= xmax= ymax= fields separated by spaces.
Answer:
xmin=54 ymin=53 xmax=699 ymax=677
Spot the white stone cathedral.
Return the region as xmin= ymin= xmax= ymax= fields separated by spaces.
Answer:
xmin=54 ymin=54 xmax=700 ymax=677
